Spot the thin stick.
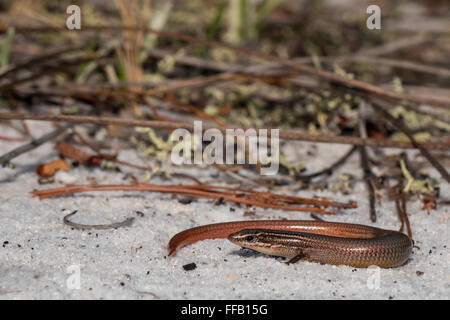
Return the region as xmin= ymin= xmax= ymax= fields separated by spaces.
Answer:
xmin=400 ymin=190 xmax=412 ymax=238
xmin=355 ymin=34 xmax=428 ymax=57
xmin=0 ymin=124 xmax=72 ymax=165
xmin=63 ymin=210 xmax=134 ymax=230
xmin=1 ymin=113 xmax=449 ymax=150
xmin=179 ymin=184 xmax=357 ymax=208
xmin=393 ymin=180 xmax=412 ymax=239
xmin=0 ymin=45 xmax=86 ymax=80
xmin=310 ymin=213 xmax=326 ymax=222
xmin=394 ymin=185 xmax=405 ymax=234
xmin=30 ymin=183 xmax=353 ymax=214
xmin=359 ymin=146 xmax=378 ymax=222
xmin=146 ymin=48 xmax=450 ymax=79
xmin=296 ymin=146 xmax=357 ymax=181
xmin=358 ymin=101 xmax=377 ymax=222
xmin=0 ymin=134 xmax=28 ymax=142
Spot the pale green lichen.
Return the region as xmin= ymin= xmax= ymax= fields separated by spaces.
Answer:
xmin=391 ymin=132 xmax=431 ymax=142
xmin=400 ymin=159 xmax=435 ymax=194
xmin=279 ymin=154 xmax=306 ymax=176
xmin=157 ymin=49 xmax=186 ymax=74
xmin=390 ymin=106 xmax=450 ymax=132
xmin=331 ymin=173 xmax=354 ymax=194
xmin=392 ymin=77 xmax=404 ymax=93
xmin=133 ymin=127 xmax=175 ymax=159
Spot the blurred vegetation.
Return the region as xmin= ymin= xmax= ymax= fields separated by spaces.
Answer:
xmin=0 ymin=0 xmax=448 ymax=199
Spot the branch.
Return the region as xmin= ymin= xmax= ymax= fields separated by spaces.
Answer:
xmin=0 ymin=124 xmax=72 ymax=165
xmin=1 ymin=113 xmax=449 ymax=150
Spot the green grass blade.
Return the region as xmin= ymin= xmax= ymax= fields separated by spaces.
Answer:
xmin=1 ymin=27 xmax=15 ymax=69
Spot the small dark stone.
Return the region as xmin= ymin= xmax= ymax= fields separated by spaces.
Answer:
xmin=182 ymin=263 xmax=197 ymax=271
xmin=135 ymin=211 xmax=145 ymax=217
xmin=178 ymin=198 xmax=194 ymax=205
xmin=214 ymin=197 xmax=225 ymax=206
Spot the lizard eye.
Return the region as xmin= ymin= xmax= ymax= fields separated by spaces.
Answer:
xmin=246 ymin=235 xmax=256 ymax=242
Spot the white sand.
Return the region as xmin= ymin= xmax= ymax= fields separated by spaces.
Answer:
xmin=0 ymin=121 xmax=448 ymax=299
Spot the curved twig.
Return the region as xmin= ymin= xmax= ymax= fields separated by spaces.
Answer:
xmin=63 ymin=210 xmax=135 ymax=230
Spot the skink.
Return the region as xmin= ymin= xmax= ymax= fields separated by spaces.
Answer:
xmin=168 ymin=220 xmax=412 ymax=268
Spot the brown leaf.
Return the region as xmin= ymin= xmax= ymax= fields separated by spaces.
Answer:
xmin=35 ymin=159 xmax=69 ymax=177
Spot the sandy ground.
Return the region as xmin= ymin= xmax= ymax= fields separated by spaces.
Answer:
xmin=0 ymin=121 xmax=448 ymax=299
